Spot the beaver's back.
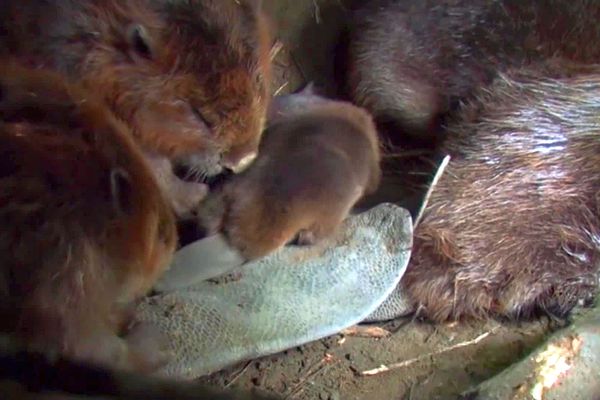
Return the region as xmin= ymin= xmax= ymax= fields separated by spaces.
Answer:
xmin=259 ymin=116 xmax=378 ymax=200
xmin=402 ymin=64 xmax=600 ymax=321
xmin=347 ymin=0 xmax=600 ymax=140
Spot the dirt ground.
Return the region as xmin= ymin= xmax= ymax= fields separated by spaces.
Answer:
xmin=201 ymin=318 xmax=555 ymax=400
xmin=200 ymin=1 xmax=558 ymax=399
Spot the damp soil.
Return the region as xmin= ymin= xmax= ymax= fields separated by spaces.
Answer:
xmin=196 ymin=1 xmax=558 ymax=399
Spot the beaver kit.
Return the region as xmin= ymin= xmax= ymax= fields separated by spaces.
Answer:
xmin=196 ymin=87 xmax=381 ymax=260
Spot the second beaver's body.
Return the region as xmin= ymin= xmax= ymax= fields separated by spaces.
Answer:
xmin=347 ymin=0 xmax=600 ymax=143
xmin=344 ymin=0 xmax=600 ymax=321
xmin=402 ymin=65 xmax=600 ymax=321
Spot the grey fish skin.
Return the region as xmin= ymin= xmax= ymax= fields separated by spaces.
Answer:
xmin=154 ymin=234 xmax=245 ymax=293
xmin=137 ymin=203 xmax=413 ymax=380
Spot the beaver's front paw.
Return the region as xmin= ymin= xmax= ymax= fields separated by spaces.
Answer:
xmin=170 ymin=180 xmax=208 ymax=218
xmin=124 ymin=321 xmax=171 ymax=373
xmin=292 ymin=229 xmax=319 ymax=246
xmin=145 ymin=152 xmax=208 ymax=218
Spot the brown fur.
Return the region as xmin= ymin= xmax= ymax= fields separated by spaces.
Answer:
xmin=0 ymin=0 xmax=273 ymax=217
xmin=345 ymin=0 xmax=600 ymax=321
xmin=402 ymin=64 xmax=600 ymax=321
xmin=0 ymin=62 xmax=177 ymax=371
xmin=346 ymin=0 xmax=600 ymax=142
xmin=199 ymin=94 xmax=381 ymax=260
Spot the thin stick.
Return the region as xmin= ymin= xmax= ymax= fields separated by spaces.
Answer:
xmin=360 ymin=329 xmax=496 ymax=377
xmin=270 ymin=41 xmax=284 ymax=61
xmin=285 ymin=354 xmax=334 ymax=399
xmin=413 ymin=154 xmax=451 ymax=229
xmin=273 ymin=81 xmax=289 ymax=96
xmin=312 ymin=0 xmax=322 ymax=24
xmin=224 ymin=361 xmax=252 ymax=388
xmin=341 ymin=326 xmax=391 ymax=339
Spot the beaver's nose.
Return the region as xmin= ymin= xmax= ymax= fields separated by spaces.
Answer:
xmin=220 ymin=151 xmax=257 ymax=174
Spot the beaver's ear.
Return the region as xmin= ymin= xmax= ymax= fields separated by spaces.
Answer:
xmin=300 ymin=82 xmax=316 ymax=96
xmin=110 ymin=167 xmax=135 ymax=216
xmin=126 ymin=24 xmax=154 ymax=60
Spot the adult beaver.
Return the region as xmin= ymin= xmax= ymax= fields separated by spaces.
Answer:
xmin=344 ymin=0 xmax=600 ymax=321
xmin=403 ymin=63 xmax=600 ymax=321
xmin=346 ymin=0 xmax=600 ymax=144
xmin=0 ymin=0 xmax=273 ymax=217
xmin=0 ymin=62 xmax=177 ymax=371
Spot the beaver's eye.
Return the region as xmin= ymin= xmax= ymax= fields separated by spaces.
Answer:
xmin=190 ymin=105 xmax=213 ymax=130
xmin=128 ymin=24 xmax=152 ymax=59
xmin=157 ymin=216 xmax=174 ymax=244
xmin=109 ymin=167 xmax=134 ymax=216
